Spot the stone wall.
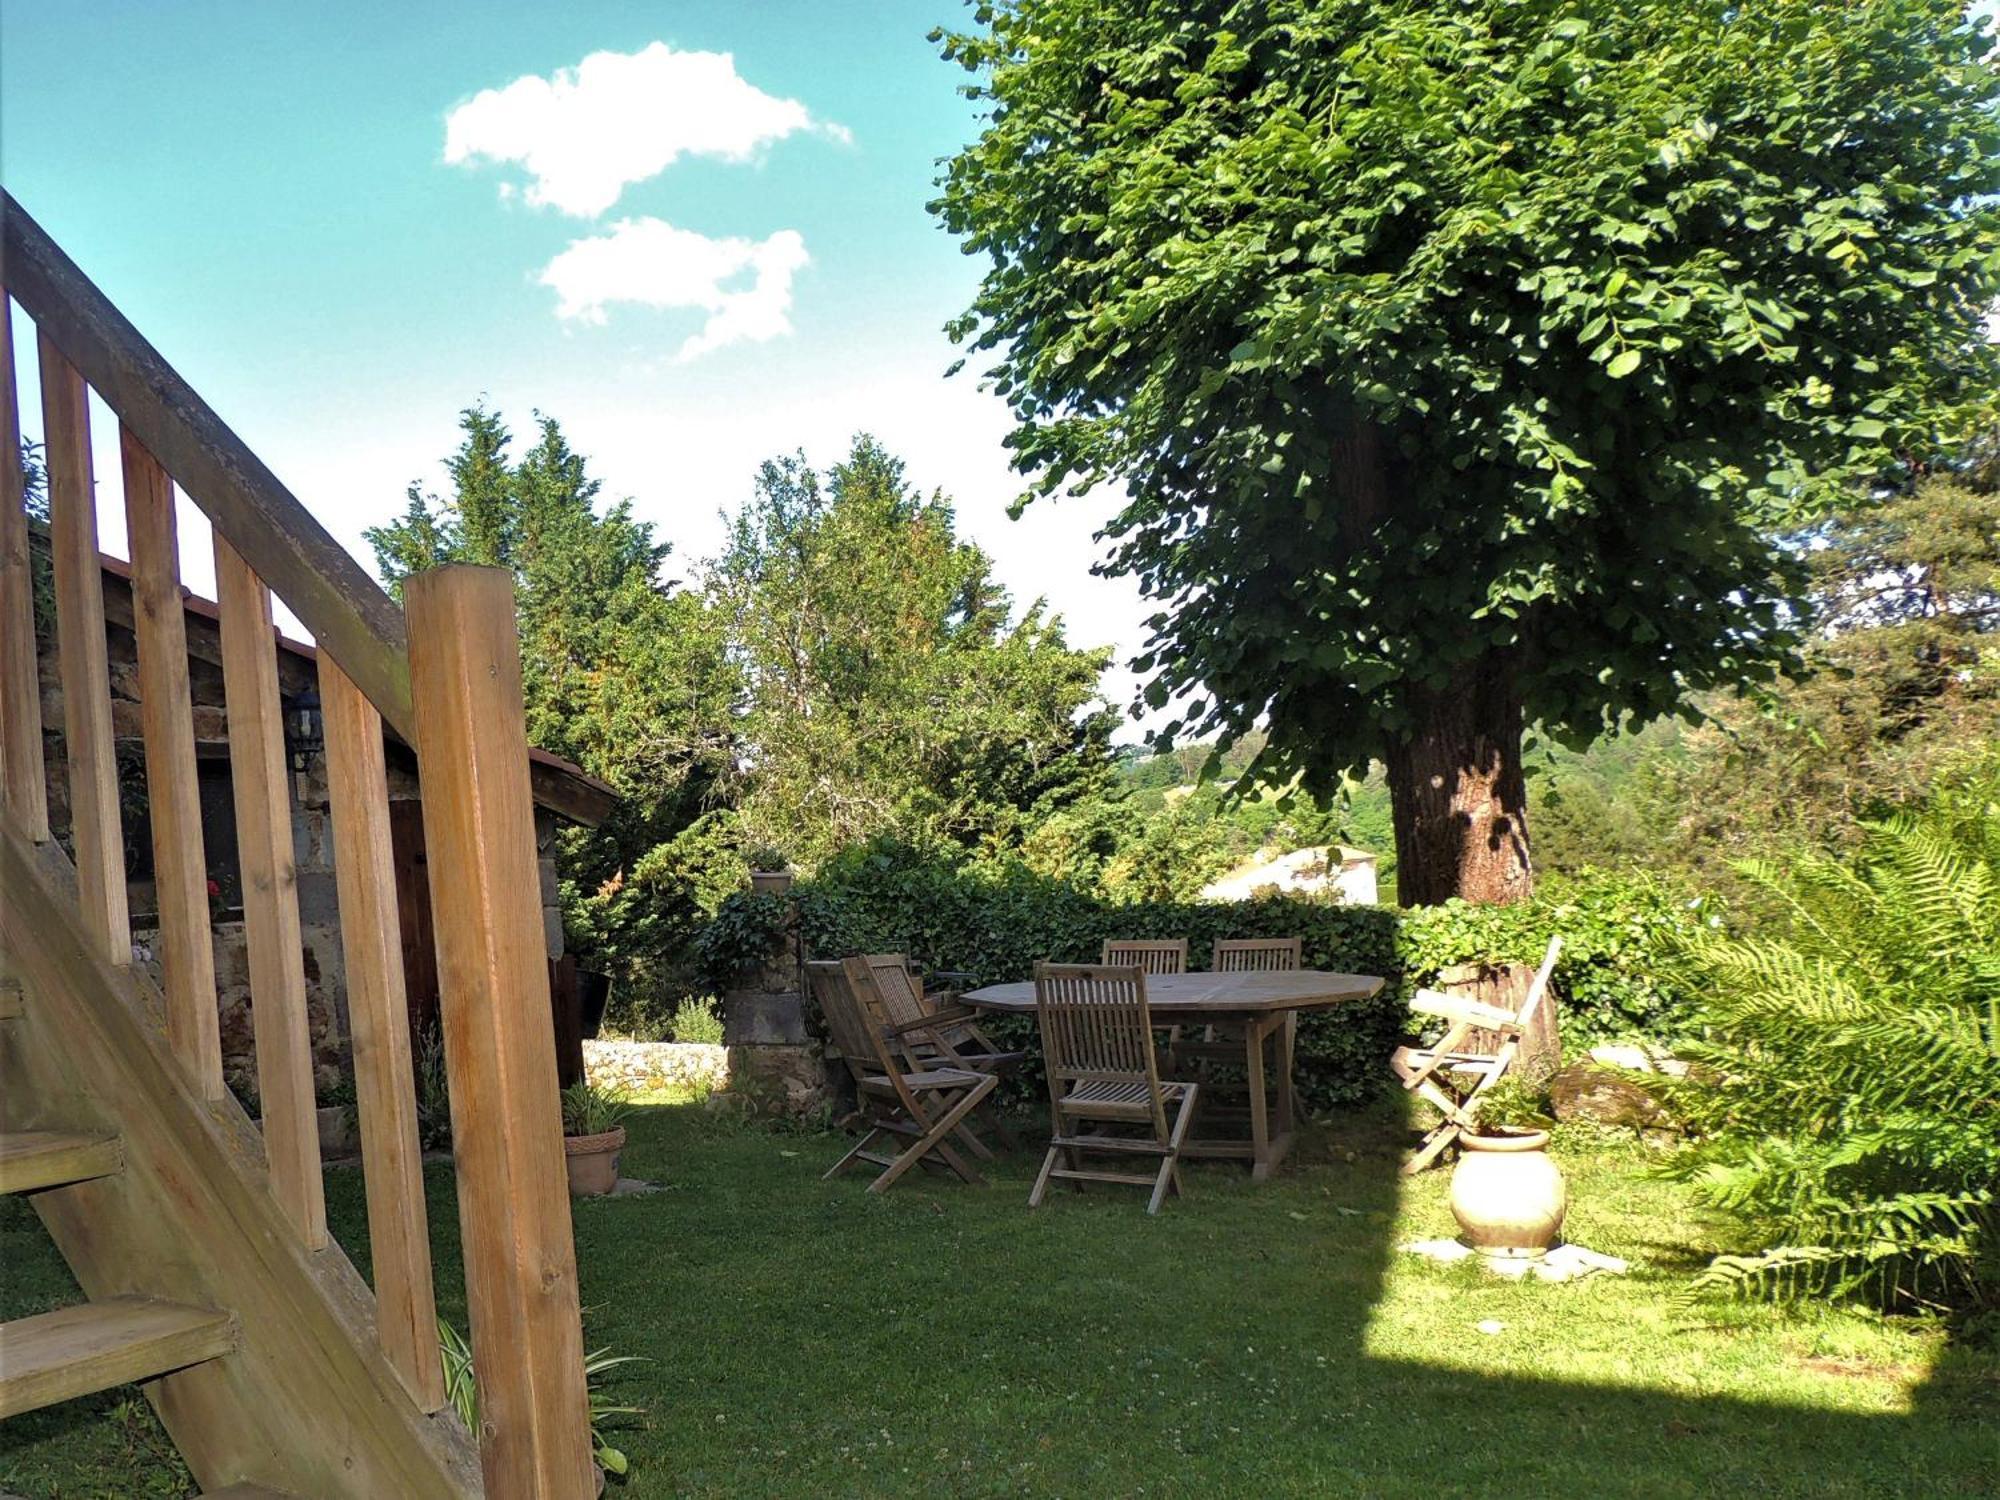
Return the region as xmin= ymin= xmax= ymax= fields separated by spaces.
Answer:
xmin=582 ymin=1038 xmax=729 ymax=1096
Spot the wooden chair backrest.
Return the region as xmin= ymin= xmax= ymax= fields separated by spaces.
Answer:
xmin=861 ymin=954 xmax=927 ymax=1031
xmin=1513 ymin=936 xmax=1563 ymax=1032
xmin=1034 ymin=963 xmax=1163 ymax=1092
xmin=1212 ymin=936 xmax=1302 ymax=972
xmin=805 ymin=959 xmax=882 ymax=1076
xmin=1100 ymin=939 xmax=1187 ymax=975
xmin=839 ymin=956 xmax=917 ymax=1075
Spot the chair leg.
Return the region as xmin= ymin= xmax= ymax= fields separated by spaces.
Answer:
xmin=824 ymin=1124 xmax=892 ymax=1181
xmin=872 ymin=1076 xmax=997 ymax=1194
xmin=1403 ymin=1120 xmax=1459 ymax=1175
xmin=1027 ymin=1143 xmax=1061 ymax=1209
xmin=953 ymin=1120 xmax=997 ymax=1161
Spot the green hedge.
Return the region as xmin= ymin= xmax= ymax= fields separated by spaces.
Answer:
xmin=695 ymin=844 xmax=1706 ymax=1111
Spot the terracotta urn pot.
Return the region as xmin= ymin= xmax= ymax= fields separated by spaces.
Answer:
xmin=563 ymin=1125 xmax=627 ymax=1197
xmin=1450 ymin=1128 xmax=1567 ymax=1259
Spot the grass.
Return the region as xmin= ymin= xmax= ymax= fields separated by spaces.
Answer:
xmin=3 ymin=1094 xmax=1995 ymax=1498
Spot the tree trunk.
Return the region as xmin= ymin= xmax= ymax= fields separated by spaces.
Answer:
xmin=1384 ymin=653 xmax=1533 ymax=906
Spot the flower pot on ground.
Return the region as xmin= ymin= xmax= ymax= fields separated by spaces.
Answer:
xmin=1450 ymin=1127 xmax=1568 ymax=1260
xmin=561 ymin=1081 xmax=634 ymax=1198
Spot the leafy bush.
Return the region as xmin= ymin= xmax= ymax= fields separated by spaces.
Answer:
xmin=669 ymin=995 xmax=725 ymax=1046
xmin=1665 ymin=762 xmax=2000 ymax=1312
xmin=694 ymin=841 xmax=1706 ymax=1110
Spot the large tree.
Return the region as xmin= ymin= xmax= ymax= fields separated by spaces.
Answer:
xmin=366 ymin=407 xmax=738 ymax=971
xmin=714 ymin=435 xmax=1117 ymax=865
xmin=932 ymin=0 xmax=2000 ymax=903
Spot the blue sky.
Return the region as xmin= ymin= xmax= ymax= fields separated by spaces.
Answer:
xmin=1 ymin=0 xmax=1155 ymax=729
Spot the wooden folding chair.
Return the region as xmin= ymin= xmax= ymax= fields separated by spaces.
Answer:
xmin=812 ymin=957 xmax=998 ymax=1194
xmin=859 ymin=954 xmax=1024 ymax=1151
xmin=1391 ymin=936 xmax=1563 ymax=1174
xmin=1029 ymin=963 xmax=1198 ymax=1215
xmin=1101 ymin=938 xmax=1187 ymax=974
xmin=1165 ymin=938 xmax=1304 ymax=1133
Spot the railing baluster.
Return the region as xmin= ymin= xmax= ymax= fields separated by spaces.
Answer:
xmin=0 ymin=294 xmax=48 ymax=840
xmin=39 ymin=331 xmax=129 ymax=961
xmin=320 ymin=655 xmax=445 ymax=1412
xmin=214 ymin=532 xmax=326 ymax=1249
xmin=405 ymin=564 xmax=593 ymax=1498
xmin=121 ymin=424 xmax=223 ymax=1100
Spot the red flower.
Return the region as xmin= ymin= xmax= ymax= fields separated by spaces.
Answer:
xmin=207 ymin=879 xmax=221 ymax=897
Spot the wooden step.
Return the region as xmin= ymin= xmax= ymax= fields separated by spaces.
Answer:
xmin=0 ymin=1131 xmax=122 ymax=1194
xmin=0 ymin=1296 xmax=236 ymax=1419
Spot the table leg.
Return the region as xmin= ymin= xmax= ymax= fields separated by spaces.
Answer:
xmin=1276 ymin=1010 xmax=1298 ymax=1137
xmin=1244 ymin=1016 xmax=1270 ymax=1179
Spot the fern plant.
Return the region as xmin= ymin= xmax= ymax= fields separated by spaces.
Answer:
xmin=1663 ymin=759 xmax=2000 ymax=1311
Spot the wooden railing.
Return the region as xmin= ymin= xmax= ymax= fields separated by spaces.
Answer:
xmin=0 ymin=190 xmax=594 ymax=1498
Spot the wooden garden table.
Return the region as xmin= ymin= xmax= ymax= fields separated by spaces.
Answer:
xmin=960 ymin=969 xmax=1385 ymax=1181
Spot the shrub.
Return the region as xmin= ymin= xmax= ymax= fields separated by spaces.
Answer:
xmin=693 ymin=841 xmax=1706 ymax=1110
xmin=669 ymin=995 xmax=725 ymax=1046
xmin=1664 ymin=761 xmax=2000 ymax=1312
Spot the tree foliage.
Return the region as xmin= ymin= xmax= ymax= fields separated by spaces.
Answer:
xmin=713 ymin=435 xmax=1118 ymax=866
xmin=1531 ymin=448 xmax=2000 ymax=885
xmin=933 ymin=0 xmax=2000 ymax=876
xmin=365 ymin=407 xmax=739 ymax=973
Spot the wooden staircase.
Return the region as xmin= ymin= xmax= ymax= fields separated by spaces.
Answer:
xmin=0 ymin=191 xmax=595 ymax=1496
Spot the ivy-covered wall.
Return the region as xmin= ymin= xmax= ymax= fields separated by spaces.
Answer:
xmin=695 ymin=852 xmax=1706 ymax=1111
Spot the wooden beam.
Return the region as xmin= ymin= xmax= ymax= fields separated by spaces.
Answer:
xmin=0 ymin=291 xmax=49 ymax=840
xmin=123 ymin=425 xmax=224 ymax=1100
xmin=0 ymin=1297 xmax=236 ymax=1420
xmin=320 ymin=656 xmax=445 ymax=1413
xmin=0 ymin=823 xmax=483 ymax=1497
xmin=405 ymin=565 xmax=593 ymax=1499
xmin=0 ymin=191 xmax=414 ymax=740
xmin=214 ymin=535 xmax=325 ymax=1250
xmin=39 ymin=331 xmax=130 ymax=962
xmin=0 ymin=1130 xmax=123 ymax=1194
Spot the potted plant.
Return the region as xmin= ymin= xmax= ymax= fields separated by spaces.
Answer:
xmin=746 ymin=844 xmax=792 ymax=895
xmin=561 ymin=1081 xmax=633 ymax=1198
xmin=1448 ymin=1086 xmax=1567 ymax=1260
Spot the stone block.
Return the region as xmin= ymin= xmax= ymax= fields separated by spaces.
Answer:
xmin=723 ymin=990 xmax=811 ymax=1046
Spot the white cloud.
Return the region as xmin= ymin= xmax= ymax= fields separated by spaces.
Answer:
xmin=445 ymin=41 xmax=848 ymax=217
xmin=540 ymin=216 xmax=811 ymax=359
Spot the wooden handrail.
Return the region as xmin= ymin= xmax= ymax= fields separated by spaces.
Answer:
xmin=0 ymin=190 xmax=414 ymax=740
xmin=3 ymin=196 xmax=595 ymax=1497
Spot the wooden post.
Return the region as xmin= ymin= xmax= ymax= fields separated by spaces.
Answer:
xmin=0 ymin=293 xmax=49 ymax=840
xmin=214 ymin=533 xmax=326 ymax=1249
xmin=121 ymin=425 xmax=223 ymax=1099
xmin=39 ymin=331 xmax=129 ymax=960
xmin=404 ymin=565 xmax=592 ymax=1499
xmin=320 ymin=655 xmax=445 ymax=1412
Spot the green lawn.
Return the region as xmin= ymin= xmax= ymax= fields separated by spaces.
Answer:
xmin=3 ymin=1096 xmax=1994 ymax=1498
